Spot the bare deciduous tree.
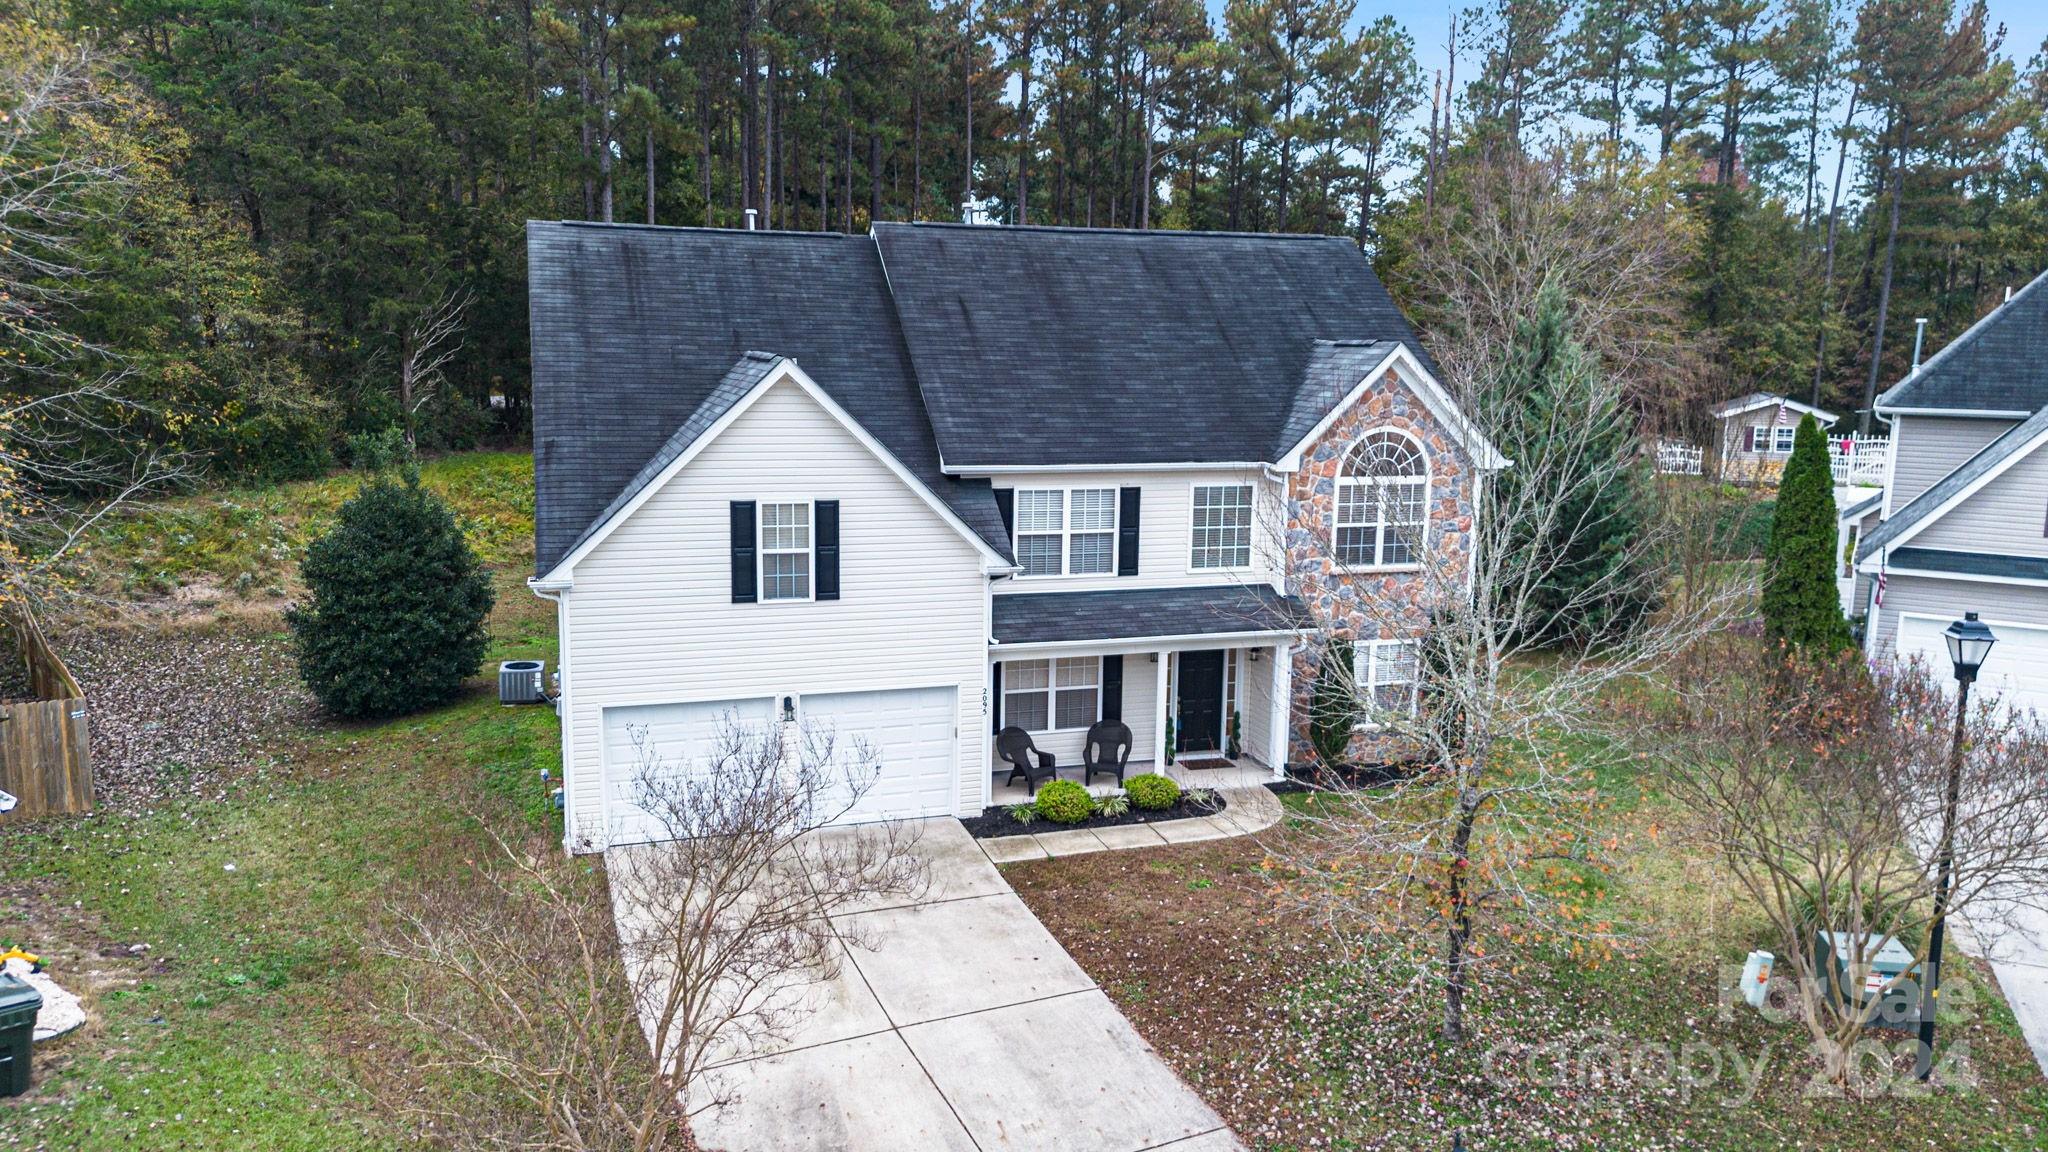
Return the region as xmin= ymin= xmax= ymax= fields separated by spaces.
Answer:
xmin=391 ymin=286 xmax=474 ymax=449
xmin=1271 ymin=278 xmax=1748 ymax=1042
xmin=373 ymin=716 xmax=926 ymax=1149
xmin=1660 ymin=640 xmax=2048 ymax=1088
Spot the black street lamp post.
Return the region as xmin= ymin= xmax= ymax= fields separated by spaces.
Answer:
xmin=1915 ymin=611 xmax=1997 ymax=1081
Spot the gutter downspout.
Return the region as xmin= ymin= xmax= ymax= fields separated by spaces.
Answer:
xmin=527 ymin=576 xmax=577 ymax=852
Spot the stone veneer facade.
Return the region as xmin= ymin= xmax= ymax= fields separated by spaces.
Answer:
xmin=1282 ymin=367 xmax=1478 ymax=766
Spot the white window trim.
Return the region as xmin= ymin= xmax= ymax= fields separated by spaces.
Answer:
xmin=1771 ymin=425 xmax=1797 ymax=455
xmin=1002 ymin=656 xmax=1102 ymax=732
xmin=758 ymin=500 xmax=815 ymax=603
xmin=1014 ymin=488 xmax=1119 ymax=578
xmin=1353 ymin=638 xmax=1420 ymax=730
xmin=1188 ymin=482 xmax=1256 ymax=573
xmin=1332 ymin=428 xmax=1431 ymax=573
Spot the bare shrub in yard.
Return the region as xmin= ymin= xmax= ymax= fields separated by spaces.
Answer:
xmin=1658 ymin=639 xmax=2048 ymax=1089
xmin=373 ymin=820 xmax=684 ymax=1151
xmin=610 ymin=716 xmax=927 ymax=1120
xmin=372 ymin=718 xmax=926 ymax=1147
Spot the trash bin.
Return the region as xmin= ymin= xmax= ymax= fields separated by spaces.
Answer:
xmin=0 ymin=972 xmax=41 ymax=1097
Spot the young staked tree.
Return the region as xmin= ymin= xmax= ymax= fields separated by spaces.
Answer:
xmin=1275 ymin=260 xmax=1747 ymax=1043
xmin=288 ymin=469 xmax=495 ymax=718
xmin=1762 ymin=413 xmax=1853 ymax=651
xmin=1659 ymin=640 xmax=2048 ymax=1089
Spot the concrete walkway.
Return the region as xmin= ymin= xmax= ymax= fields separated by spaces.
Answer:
xmin=978 ymin=785 xmax=1286 ymax=865
xmin=1955 ymin=898 xmax=2048 ymax=1077
xmin=618 ymin=819 xmax=1244 ymax=1151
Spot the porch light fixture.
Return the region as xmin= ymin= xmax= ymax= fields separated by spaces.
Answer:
xmin=1942 ymin=612 xmax=1996 ymax=683
xmin=1248 ymin=649 xmax=1260 ymax=662
xmin=782 ymin=696 xmax=796 ymax=723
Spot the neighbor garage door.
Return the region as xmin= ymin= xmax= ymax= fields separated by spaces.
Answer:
xmin=800 ymin=685 xmax=960 ymax=824
xmin=1898 ymin=614 xmax=2048 ymax=718
xmin=601 ymin=696 xmax=777 ymax=846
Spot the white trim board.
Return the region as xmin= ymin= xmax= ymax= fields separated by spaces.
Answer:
xmin=539 ymin=357 xmax=1014 ymax=583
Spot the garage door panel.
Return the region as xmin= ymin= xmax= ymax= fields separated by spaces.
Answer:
xmin=1898 ymin=615 xmax=2048 ymax=719
xmin=603 ymin=697 xmax=777 ymax=846
xmin=802 ymin=686 xmax=958 ymax=824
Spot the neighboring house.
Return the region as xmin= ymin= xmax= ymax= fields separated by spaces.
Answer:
xmin=1855 ymin=268 xmax=2048 ymax=714
xmin=1712 ymin=393 xmax=1839 ymax=483
xmin=526 ymin=220 xmax=1504 ymax=852
xmin=1836 ymin=486 xmax=1883 ymax=619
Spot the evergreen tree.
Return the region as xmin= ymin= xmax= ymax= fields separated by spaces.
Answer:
xmin=1309 ymin=637 xmax=1355 ymax=767
xmin=288 ymin=470 xmax=496 ymax=719
xmin=1761 ymin=414 xmax=1851 ymax=651
xmin=1496 ymin=276 xmax=1652 ymax=647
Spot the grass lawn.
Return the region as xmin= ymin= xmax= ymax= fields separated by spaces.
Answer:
xmin=1 ymin=453 xmax=561 ymax=1150
xmin=1009 ymin=788 xmax=2048 ymax=1151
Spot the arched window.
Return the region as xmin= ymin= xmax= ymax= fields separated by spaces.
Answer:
xmin=1334 ymin=429 xmax=1429 ymax=568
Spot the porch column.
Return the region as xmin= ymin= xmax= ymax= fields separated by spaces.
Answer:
xmin=1267 ymin=641 xmax=1292 ymax=780
xmin=1153 ymin=649 xmax=1169 ymax=770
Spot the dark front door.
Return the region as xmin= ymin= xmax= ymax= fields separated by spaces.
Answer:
xmin=1175 ymin=649 xmax=1225 ymax=755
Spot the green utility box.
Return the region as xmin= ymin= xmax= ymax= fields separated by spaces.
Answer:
xmin=0 ymin=972 xmax=41 ymax=1097
xmin=1814 ymin=931 xmax=1921 ymax=1026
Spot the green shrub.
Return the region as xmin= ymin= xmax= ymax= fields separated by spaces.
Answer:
xmin=1007 ymin=802 xmax=1038 ymax=825
xmin=1125 ymin=773 xmax=1181 ymax=811
xmin=1033 ymin=779 xmax=1094 ymax=825
xmin=287 ymin=469 xmax=495 ymax=719
xmin=1310 ymin=639 xmax=1356 ymax=767
xmin=1094 ymin=792 xmax=1131 ymax=818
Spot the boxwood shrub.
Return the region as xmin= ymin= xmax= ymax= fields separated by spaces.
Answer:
xmin=1033 ymin=779 xmax=1094 ymax=825
xmin=1125 ymin=773 xmax=1181 ymax=811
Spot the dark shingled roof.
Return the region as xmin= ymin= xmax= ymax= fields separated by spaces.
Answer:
xmin=1877 ymin=267 xmax=2048 ymax=416
xmin=990 ymin=585 xmax=1308 ymax=646
xmin=872 ymin=223 xmax=1434 ymax=469
xmin=1883 ymin=548 xmax=2048 ymax=583
xmin=1858 ymin=405 xmax=2048 ymax=563
xmin=527 ymin=222 xmax=1010 ymax=576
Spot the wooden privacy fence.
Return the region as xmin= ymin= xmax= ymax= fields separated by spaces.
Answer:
xmin=0 ymin=602 xmax=91 ymax=823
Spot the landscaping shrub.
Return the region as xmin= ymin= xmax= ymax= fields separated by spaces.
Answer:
xmin=1008 ymin=802 xmax=1038 ymax=825
xmin=1310 ymin=639 xmax=1356 ymax=767
xmin=1033 ymin=779 xmax=1094 ymax=825
xmin=1762 ymin=415 xmax=1852 ymax=652
xmin=288 ymin=468 xmax=495 ymax=719
xmin=1094 ymin=792 xmax=1131 ymax=818
xmin=1125 ymin=773 xmax=1180 ymax=811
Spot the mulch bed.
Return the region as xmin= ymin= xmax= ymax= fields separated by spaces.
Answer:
xmin=960 ymin=791 xmax=1227 ymax=839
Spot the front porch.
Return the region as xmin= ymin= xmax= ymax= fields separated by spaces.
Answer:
xmin=989 ymin=754 xmax=1277 ymax=806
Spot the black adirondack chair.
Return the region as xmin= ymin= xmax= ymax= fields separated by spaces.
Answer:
xmin=1082 ymin=720 xmax=1133 ymax=786
xmin=996 ymin=726 xmax=1058 ymax=796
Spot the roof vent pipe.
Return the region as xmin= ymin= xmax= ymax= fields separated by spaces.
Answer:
xmin=2007 ymin=285 xmax=2015 ymax=303
xmin=744 ymin=208 xmax=758 ymax=231
xmin=1910 ymin=318 xmax=1928 ymax=374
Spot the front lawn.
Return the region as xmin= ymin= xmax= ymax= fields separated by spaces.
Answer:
xmin=1009 ymin=802 xmax=2048 ymax=1151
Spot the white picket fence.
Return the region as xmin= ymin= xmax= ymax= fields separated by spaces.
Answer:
xmin=1829 ymin=434 xmax=1889 ymax=486
xmin=1654 ymin=439 xmax=1704 ymax=476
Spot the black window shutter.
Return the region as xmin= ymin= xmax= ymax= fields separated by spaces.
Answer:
xmin=730 ymin=501 xmax=757 ymax=603
xmin=1101 ymin=655 xmax=1123 ymax=721
xmin=991 ymin=663 xmax=1004 ymax=732
xmin=815 ymin=500 xmax=841 ymax=600
xmin=1117 ymin=487 xmax=1141 ymax=576
xmin=994 ymin=488 xmax=1015 ymax=543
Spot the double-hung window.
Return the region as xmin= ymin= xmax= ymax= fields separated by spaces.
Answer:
xmin=1334 ymin=430 xmax=1428 ymax=568
xmin=1771 ymin=425 xmax=1797 ymax=454
xmin=1191 ymin=484 xmax=1253 ymax=569
xmin=1355 ymin=639 xmax=1419 ymax=721
xmin=1002 ymin=657 xmax=1100 ymax=731
xmin=760 ymin=502 xmax=812 ymax=600
xmin=1015 ymin=489 xmax=1116 ymax=576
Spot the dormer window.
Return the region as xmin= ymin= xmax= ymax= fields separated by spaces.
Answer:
xmin=1334 ymin=429 xmax=1428 ymax=569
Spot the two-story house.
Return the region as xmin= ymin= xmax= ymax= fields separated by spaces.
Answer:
xmin=1856 ymin=268 xmax=2048 ymax=714
xmin=526 ymin=220 xmax=1502 ymax=851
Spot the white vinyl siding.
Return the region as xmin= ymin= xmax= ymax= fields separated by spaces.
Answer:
xmin=984 ymin=468 xmax=1277 ymax=592
xmin=1866 ymin=572 xmax=2048 ymax=666
xmin=557 ymin=378 xmax=990 ymax=851
xmin=1912 ymin=443 xmax=2048 ymax=558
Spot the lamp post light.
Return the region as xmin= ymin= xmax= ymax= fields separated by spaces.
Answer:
xmin=1916 ymin=611 xmax=1996 ymax=1081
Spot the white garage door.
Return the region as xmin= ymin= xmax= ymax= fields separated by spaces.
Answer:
xmin=801 ymin=686 xmax=960 ymax=824
xmin=602 ymin=697 xmax=777 ymax=846
xmin=1898 ymin=615 xmax=2048 ymax=719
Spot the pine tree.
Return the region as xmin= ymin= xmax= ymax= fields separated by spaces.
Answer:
xmin=1761 ymin=414 xmax=1852 ymax=652
xmin=288 ymin=470 xmax=496 ymax=719
xmin=1496 ymin=277 xmax=1652 ymax=647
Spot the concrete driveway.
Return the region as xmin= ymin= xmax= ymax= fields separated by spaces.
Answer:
xmin=1958 ymin=896 xmax=2048 ymax=1078
xmin=612 ymin=819 xmax=1242 ymax=1152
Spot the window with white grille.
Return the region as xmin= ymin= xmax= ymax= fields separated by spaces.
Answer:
xmin=1191 ymin=484 xmax=1253 ymax=569
xmin=760 ymin=502 xmax=811 ymax=600
xmin=1334 ymin=430 xmax=1428 ymax=568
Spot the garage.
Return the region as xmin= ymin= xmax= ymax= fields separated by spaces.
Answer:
xmin=600 ymin=686 xmax=959 ymax=846
xmin=1898 ymin=614 xmax=2048 ymax=718
xmin=800 ymin=685 xmax=960 ymax=824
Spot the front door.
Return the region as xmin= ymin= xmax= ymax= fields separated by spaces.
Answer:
xmin=1175 ymin=649 xmax=1225 ymax=756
